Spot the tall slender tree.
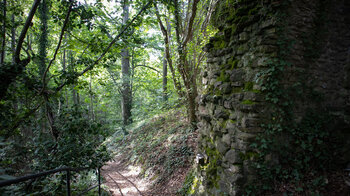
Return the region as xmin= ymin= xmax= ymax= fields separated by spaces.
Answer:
xmin=121 ymin=0 xmax=132 ymax=132
xmin=0 ymin=0 xmax=6 ymax=64
xmin=156 ymin=0 xmax=216 ymax=125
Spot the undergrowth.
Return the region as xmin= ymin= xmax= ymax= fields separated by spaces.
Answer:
xmin=106 ymin=106 xmax=198 ymax=194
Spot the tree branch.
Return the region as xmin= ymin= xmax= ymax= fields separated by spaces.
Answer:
xmin=15 ymin=0 xmax=41 ymax=63
xmin=55 ymin=0 xmax=153 ymax=92
xmin=182 ymin=0 xmax=200 ymax=46
xmin=134 ymin=64 xmax=160 ymax=73
xmin=41 ymin=0 xmax=73 ymax=94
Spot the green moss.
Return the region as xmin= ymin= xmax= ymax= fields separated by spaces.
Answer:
xmin=178 ymin=169 xmax=197 ymax=195
xmin=228 ymin=57 xmax=239 ymax=69
xmin=231 ymin=24 xmax=237 ymax=35
xmin=214 ymin=40 xmax=226 ymax=49
xmin=231 ymin=87 xmax=242 ymax=94
xmin=229 ymin=119 xmax=237 ymax=124
xmin=201 ymin=145 xmax=222 ymax=189
xmin=239 ymin=15 xmax=249 ymax=24
xmin=237 ymin=44 xmax=249 ymax=53
xmin=239 ymin=151 xmax=259 ymax=161
xmin=244 ymin=82 xmax=254 ymax=91
xmin=217 ymin=70 xmax=230 ymax=82
xmin=219 ymin=120 xmax=227 ymax=128
xmin=241 ymin=100 xmax=256 ymax=105
xmin=252 ymin=89 xmax=261 ymax=93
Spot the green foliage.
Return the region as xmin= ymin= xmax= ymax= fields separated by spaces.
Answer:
xmin=200 ymin=138 xmax=222 ymax=189
xmin=244 ymin=6 xmax=336 ymax=194
xmin=178 ymin=168 xmax=196 ymax=195
xmin=0 ymin=106 xmax=111 ymax=195
xmin=107 ymin=108 xmax=196 ymax=188
xmin=33 ymin=106 xmax=110 ymax=171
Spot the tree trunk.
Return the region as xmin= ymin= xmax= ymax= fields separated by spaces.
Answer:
xmin=11 ymin=7 xmax=17 ymax=111
xmin=68 ymin=50 xmax=79 ymax=105
xmin=155 ymin=7 xmax=184 ymax=97
xmin=89 ymin=74 xmax=95 ymax=121
xmin=11 ymin=8 xmax=15 ymax=64
xmin=38 ymin=0 xmax=48 ymax=133
xmin=121 ymin=0 xmax=132 ymax=132
xmin=162 ymin=48 xmax=168 ymax=102
xmin=173 ymin=0 xmax=199 ymax=125
xmin=62 ymin=48 xmax=69 ymax=106
xmin=1 ymin=0 xmax=6 ymax=64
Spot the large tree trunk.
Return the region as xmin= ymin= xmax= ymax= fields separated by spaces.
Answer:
xmin=121 ymin=0 xmax=132 ymax=132
xmin=38 ymin=0 xmax=48 ymax=132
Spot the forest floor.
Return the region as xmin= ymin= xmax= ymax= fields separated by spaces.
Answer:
xmin=102 ymin=107 xmax=197 ymax=196
xmin=101 ymin=155 xmax=152 ymax=196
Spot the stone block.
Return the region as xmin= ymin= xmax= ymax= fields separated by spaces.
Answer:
xmin=225 ymin=149 xmax=242 ymax=164
xmin=214 ymin=108 xmax=229 ymax=119
xmin=233 ymin=138 xmax=251 ymax=151
xmin=239 ymin=32 xmax=249 ymax=42
xmin=230 ymin=69 xmax=245 ymax=82
xmin=260 ymin=19 xmax=275 ymax=29
xmin=236 ymin=130 xmax=256 ymax=141
xmin=221 ymin=83 xmax=232 ymax=94
xmin=232 ymin=81 xmax=243 ymax=87
xmin=224 ymin=100 xmax=233 ymax=109
xmin=241 ymin=117 xmax=260 ymax=128
xmin=216 ymin=139 xmax=229 ymax=154
xmin=239 ymin=103 xmax=259 ymax=113
xmin=222 ymin=133 xmax=231 ymax=146
xmin=243 ymin=92 xmax=263 ymax=102
xmin=230 ymin=93 xmax=244 ymax=101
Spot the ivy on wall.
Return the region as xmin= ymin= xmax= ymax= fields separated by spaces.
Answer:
xmin=245 ymin=1 xmax=340 ymax=194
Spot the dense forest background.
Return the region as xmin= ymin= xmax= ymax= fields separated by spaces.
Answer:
xmin=0 ymin=0 xmax=216 ymax=194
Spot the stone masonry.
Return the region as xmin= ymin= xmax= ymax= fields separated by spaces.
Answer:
xmin=195 ymin=0 xmax=350 ymax=195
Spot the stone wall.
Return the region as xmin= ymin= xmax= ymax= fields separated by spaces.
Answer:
xmin=195 ymin=0 xmax=350 ymax=195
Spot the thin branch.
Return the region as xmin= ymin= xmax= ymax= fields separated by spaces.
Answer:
xmin=134 ymin=64 xmax=160 ymax=73
xmin=56 ymin=0 xmax=152 ymax=92
xmin=154 ymin=5 xmax=167 ymax=36
xmin=41 ymin=0 xmax=73 ymax=93
xmin=8 ymin=100 xmax=43 ymax=132
xmin=183 ymin=0 xmax=200 ymax=46
xmin=15 ymin=0 xmax=41 ymax=63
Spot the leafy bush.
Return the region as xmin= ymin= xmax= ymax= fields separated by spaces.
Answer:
xmin=0 ymin=106 xmax=111 ymax=195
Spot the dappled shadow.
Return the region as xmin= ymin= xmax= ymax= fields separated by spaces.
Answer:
xmin=101 ymin=156 xmax=149 ymax=196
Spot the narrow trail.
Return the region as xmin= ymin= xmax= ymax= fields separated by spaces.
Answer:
xmin=101 ymin=155 xmax=151 ymax=196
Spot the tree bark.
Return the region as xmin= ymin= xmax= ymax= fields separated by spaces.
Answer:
xmin=11 ymin=7 xmax=15 ymax=64
xmin=162 ymin=48 xmax=168 ymax=102
xmin=173 ymin=0 xmax=200 ymax=124
xmin=1 ymin=0 xmax=6 ymax=64
xmin=89 ymin=74 xmax=95 ymax=121
xmin=155 ymin=6 xmax=184 ymax=97
xmin=121 ymin=0 xmax=132 ymax=131
xmin=0 ymin=0 xmax=41 ymax=100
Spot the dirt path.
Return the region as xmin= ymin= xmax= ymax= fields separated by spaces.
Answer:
xmin=101 ymin=156 xmax=151 ymax=196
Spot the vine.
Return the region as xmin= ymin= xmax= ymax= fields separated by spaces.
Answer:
xmin=244 ymin=1 xmax=336 ymax=195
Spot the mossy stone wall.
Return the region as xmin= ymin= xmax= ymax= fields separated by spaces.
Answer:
xmin=195 ymin=0 xmax=350 ymax=195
